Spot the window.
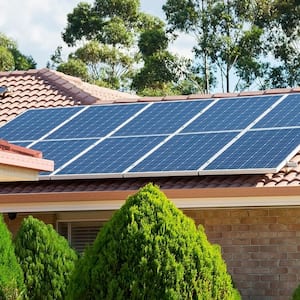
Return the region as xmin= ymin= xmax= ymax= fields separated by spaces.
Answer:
xmin=57 ymin=220 xmax=105 ymax=253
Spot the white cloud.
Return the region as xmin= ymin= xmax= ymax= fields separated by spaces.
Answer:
xmin=0 ymin=0 xmax=93 ymax=67
xmin=0 ymin=0 xmax=195 ymax=68
xmin=170 ymin=34 xmax=195 ymax=59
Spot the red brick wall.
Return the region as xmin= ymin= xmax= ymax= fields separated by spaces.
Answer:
xmin=184 ymin=207 xmax=300 ymax=300
xmin=4 ymin=213 xmax=56 ymax=236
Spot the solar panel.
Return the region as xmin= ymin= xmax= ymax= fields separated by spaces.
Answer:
xmin=30 ymin=139 xmax=97 ymax=174
xmin=0 ymin=107 xmax=83 ymax=141
xmin=204 ymin=128 xmax=300 ymax=172
xmin=182 ymin=96 xmax=280 ymax=132
xmin=0 ymin=93 xmax=298 ymax=179
xmin=128 ymin=132 xmax=237 ymax=174
xmin=254 ymin=94 xmax=300 ymax=128
xmin=56 ymin=136 xmax=165 ymax=176
xmin=48 ymin=104 xmax=147 ymax=139
xmin=113 ymin=100 xmax=213 ymax=136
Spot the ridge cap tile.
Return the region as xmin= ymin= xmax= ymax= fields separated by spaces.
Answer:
xmin=264 ymin=87 xmax=292 ymax=94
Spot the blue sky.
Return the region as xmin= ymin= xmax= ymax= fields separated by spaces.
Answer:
xmin=0 ymin=0 xmax=194 ymax=68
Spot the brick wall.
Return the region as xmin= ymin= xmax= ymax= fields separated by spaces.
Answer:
xmin=184 ymin=207 xmax=300 ymax=300
xmin=4 ymin=213 xmax=56 ymax=236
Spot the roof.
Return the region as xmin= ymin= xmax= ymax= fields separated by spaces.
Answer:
xmin=0 ymin=68 xmax=139 ymax=126
xmin=0 ymin=140 xmax=53 ymax=182
xmin=0 ymin=68 xmax=299 ymax=200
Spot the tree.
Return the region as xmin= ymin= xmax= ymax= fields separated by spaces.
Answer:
xmin=57 ymin=0 xmax=148 ymax=89
xmin=67 ymin=183 xmax=240 ymax=299
xmin=253 ymin=0 xmax=300 ymax=88
xmin=163 ymin=0 xmax=264 ymax=93
xmin=132 ymin=25 xmax=202 ymax=96
xmin=57 ymin=58 xmax=89 ymax=82
xmin=0 ymin=33 xmax=36 ymax=71
xmin=14 ymin=216 xmax=77 ymax=300
xmin=0 ymin=214 xmax=24 ymax=299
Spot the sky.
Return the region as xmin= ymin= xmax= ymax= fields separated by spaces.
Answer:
xmin=0 ymin=0 xmax=194 ymax=68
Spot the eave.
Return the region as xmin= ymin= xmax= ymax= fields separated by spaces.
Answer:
xmin=1 ymin=185 xmax=300 ymax=213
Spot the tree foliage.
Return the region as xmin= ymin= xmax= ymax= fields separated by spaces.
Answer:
xmin=57 ymin=0 xmax=148 ymax=89
xmin=253 ymin=0 xmax=300 ymax=88
xmin=132 ymin=24 xmax=202 ymax=96
xmin=14 ymin=216 xmax=77 ymax=300
xmin=0 ymin=214 xmax=24 ymax=300
xmin=67 ymin=183 xmax=239 ymax=299
xmin=163 ymin=0 xmax=265 ymax=93
xmin=293 ymin=284 xmax=300 ymax=300
xmin=0 ymin=33 xmax=36 ymax=71
xmin=163 ymin=0 xmax=300 ymax=91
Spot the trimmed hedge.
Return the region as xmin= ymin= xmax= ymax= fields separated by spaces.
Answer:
xmin=14 ymin=216 xmax=77 ymax=300
xmin=67 ymin=183 xmax=240 ymax=299
xmin=0 ymin=214 xmax=24 ymax=299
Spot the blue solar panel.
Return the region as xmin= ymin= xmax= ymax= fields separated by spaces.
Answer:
xmin=11 ymin=142 xmax=31 ymax=148
xmin=129 ymin=132 xmax=237 ymax=173
xmin=1 ymin=92 xmax=298 ymax=178
xmin=31 ymin=139 xmax=97 ymax=175
xmin=0 ymin=107 xmax=82 ymax=141
xmin=48 ymin=104 xmax=147 ymax=139
xmin=57 ymin=136 xmax=165 ymax=175
xmin=113 ymin=100 xmax=212 ymax=136
xmin=182 ymin=96 xmax=280 ymax=133
xmin=205 ymin=128 xmax=300 ymax=171
xmin=254 ymin=94 xmax=300 ymax=128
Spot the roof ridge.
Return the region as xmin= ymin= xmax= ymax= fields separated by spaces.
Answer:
xmin=0 ymin=68 xmax=40 ymax=77
xmin=36 ymin=68 xmax=97 ymax=105
xmin=139 ymin=87 xmax=300 ymax=102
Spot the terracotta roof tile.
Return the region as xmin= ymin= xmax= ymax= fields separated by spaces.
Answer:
xmin=0 ymin=70 xmax=300 ymax=192
xmin=0 ymin=68 xmax=139 ymax=126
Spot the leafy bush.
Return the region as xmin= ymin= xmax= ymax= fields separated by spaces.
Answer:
xmin=14 ymin=216 xmax=77 ymax=300
xmin=293 ymin=284 xmax=300 ymax=299
xmin=67 ymin=183 xmax=240 ymax=299
xmin=0 ymin=214 xmax=24 ymax=299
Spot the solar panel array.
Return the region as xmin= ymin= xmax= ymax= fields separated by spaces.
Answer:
xmin=0 ymin=93 xmax=299 ymax=179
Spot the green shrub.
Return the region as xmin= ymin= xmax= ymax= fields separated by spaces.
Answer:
xmin=0 ymin=214 xmax=24 ymax=299
xmin=14 ymin=216 xmax=77 ymax=300
xmin=293 ymin=285 xmax=300 ymax=299
xmin=67 ymin=183 xmax=240 ymax=299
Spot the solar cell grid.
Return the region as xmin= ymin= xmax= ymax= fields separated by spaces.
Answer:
xmin=0 ymin=92 xmax=298 ymax=178
xmin=0 ymin=107 xmax=83 ymax=141
xmin=182 ymin=95 xmax=280 ymax=133
xmin=205 ymin=128 xmax=300 ymax=171
xmin=48 ymin=103 xmax=147 ymax=139
xmin=129 ymin=132 xmax=237 ymax=173
xmin=31 ymin=139 xmax=97 ymax=175
xmin=113 ymin=100 xmax=213 ymax=136
xmin=56 ymin=136 xmax=165 ymax=175
xmin=254 ymin=94 xmax=300 ymax=128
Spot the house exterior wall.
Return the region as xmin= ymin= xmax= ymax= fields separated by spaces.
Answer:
xmin=4 ymin=213 xmax=56 ymax=236
xmin=184 ymin=207 xmax=300 ymax=300
xmin=4 ymin=206 xmax=300 ymax=299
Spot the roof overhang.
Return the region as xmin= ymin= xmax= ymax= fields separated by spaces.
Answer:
xmin=0 ymin=185 xmax=300 ymax=213
xmin=0 ymin=140 xmax=54 ymax=182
